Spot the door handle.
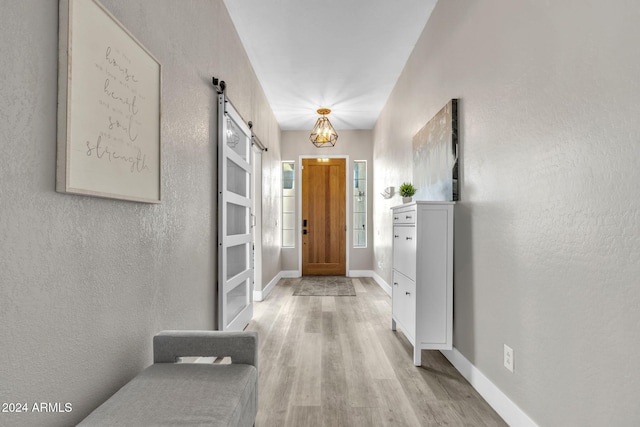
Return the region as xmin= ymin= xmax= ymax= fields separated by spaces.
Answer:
xmin=303 ymin=219 xmax=307 ymax=227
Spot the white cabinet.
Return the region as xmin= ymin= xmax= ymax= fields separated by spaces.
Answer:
xmin=391 ymin=201 xmax=454 ymax=366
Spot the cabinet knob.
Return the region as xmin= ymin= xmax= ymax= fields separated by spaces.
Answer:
xmin=394 ymin=235 xmax=399 ymax=238
xmin=405 ymin=236 xmax=412 ymax=240
xmin=393 ymin=282 xmax=398 ymax=286
xmin=406 ymin=215 xmax=412 ymax=219
xmin=405 ymin=291 xmax=411 ymax=296
xmin=393 ymin=216 xmax=399 ymax=220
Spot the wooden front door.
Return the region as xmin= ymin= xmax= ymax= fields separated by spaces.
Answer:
xmin=301 ymin=158 xmax=346 ymax=275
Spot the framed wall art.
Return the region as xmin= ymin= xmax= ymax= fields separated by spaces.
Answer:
xmin=57 ymin=0 xmax=162 ymax=203
xmin=412 ymin=99 xmax=459 ymax=201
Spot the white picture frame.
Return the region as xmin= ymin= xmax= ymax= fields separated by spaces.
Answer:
xmin=57 ymin=0 xmax=162 ymax=203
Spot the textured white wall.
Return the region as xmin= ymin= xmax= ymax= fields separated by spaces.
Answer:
xmin=374 ymin=1 xmax=640 ymax=425
xmin=0 ymin=1 xmax=280 ymax=425
xmin=281 ymin=130 xmax=374 ymax=273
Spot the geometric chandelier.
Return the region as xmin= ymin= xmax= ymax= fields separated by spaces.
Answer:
xmin=309 ymin=108 xmax=338 ymax=148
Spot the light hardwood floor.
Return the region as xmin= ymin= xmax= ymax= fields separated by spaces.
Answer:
xmin=246 ymin=277 xmax=507 ymax=427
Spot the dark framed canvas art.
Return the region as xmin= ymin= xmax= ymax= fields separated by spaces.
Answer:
xmin=412 ymin=99 xmax=459 ymax=201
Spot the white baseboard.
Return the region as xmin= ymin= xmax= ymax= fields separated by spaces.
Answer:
xmin=371 ymin=271 xmax=391 ymax=296
xmin=348 ymin=269 xmax=392 ymax=296
xmin=253 ymin=270 xmax=299 ymax=302
xmin=253 ymin=274 xmax=277 ymax=302
xmin=348 ymin=270 xmax=372 ymax=278
xmin=353 ymin=270 xmax=392 ymax=296
xmin=440 ymin=347 xmax=538 ymax=427
xmin=280 ymin=270 xmax=300 ymax=278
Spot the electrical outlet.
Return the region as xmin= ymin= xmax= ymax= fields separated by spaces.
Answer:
xmin=504 ymin=344 xmax=514 ymax=373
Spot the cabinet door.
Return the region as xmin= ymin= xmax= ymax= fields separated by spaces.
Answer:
xmin=392 ymin=271 xmax=416 ymax=340
xmin=392 ymin=226 xmax=416 ymax=280
xmin=416 ymin=205 xmax=453 ymax=348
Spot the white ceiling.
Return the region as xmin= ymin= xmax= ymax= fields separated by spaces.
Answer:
xmin=223 ymin=0 xmax=438 ymax=131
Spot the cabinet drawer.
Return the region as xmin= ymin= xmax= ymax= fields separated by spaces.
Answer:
xmin=392 ymin=226 xmax=416 ymax=280
xmin=392 ymin=271 xmax=416 ymax=340
xmin=393 ymin=209 xmax=416 ymax=225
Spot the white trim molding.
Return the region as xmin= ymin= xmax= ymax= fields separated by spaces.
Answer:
xmin=350 ymin=269 xmax=392 ymax=296
xmin=253 ymin=270 xmax=299 ymax=302
xmin=348 ymin=270 xmax=372 ymax=278
xmin=440 ymin=347 xmax=538 ymax=427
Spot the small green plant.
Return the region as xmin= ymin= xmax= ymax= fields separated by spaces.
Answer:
xmin=399 ymin=182 xmax=416 ymax=197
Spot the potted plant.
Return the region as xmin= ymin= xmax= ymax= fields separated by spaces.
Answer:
xmin=399 ymin=182 xmax=416 ymax=203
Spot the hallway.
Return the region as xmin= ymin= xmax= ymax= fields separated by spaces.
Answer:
xmin=247 ymin=277 xmax=506 ymax=426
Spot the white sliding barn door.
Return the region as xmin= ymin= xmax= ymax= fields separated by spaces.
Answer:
xmin=218 ymin=94 xmax=253 ymax=331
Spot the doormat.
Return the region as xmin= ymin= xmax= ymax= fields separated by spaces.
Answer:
xmin=292 ymin=276 xmax=356 ymax=296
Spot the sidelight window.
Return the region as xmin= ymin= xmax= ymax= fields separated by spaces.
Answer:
xmin=282 ymin=161 xmax=295 ymax=248
xmin=353 ymin=160 xmax=367 ymax=248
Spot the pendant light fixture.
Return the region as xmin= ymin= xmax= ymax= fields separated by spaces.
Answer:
xmin=309 ymin=108 xmax=338 ymax=147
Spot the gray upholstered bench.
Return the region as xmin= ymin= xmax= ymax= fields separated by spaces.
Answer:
xmin=79 ymin=330 xmax=258 ymax=427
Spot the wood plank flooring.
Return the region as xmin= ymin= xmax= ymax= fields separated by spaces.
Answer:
xmin=246 ymin=277 xmax=507 ymax=427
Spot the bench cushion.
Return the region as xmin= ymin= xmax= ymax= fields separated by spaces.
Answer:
xmin=79 ymin=363 xmax=257 ymax=427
